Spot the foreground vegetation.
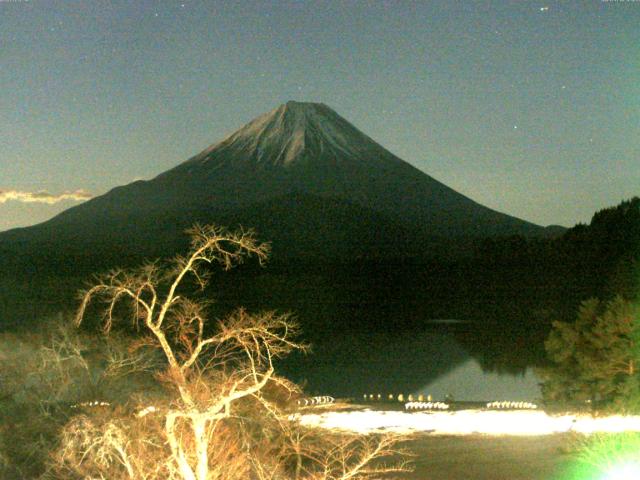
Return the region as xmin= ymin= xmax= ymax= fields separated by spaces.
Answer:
xmin=0 ymin=225 xmax=410 ymax=479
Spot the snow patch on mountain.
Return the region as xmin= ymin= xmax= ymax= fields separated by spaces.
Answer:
xmin=192 ymin=101 xmax=386 ymax=168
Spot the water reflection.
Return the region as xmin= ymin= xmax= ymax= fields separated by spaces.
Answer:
xmin=281 ymin=320 xmax=544 ymax=400
xmin=416 ymin=358 xmax=541 ymax=402
xmin=280 ymin=329 xmax=467 ymax=397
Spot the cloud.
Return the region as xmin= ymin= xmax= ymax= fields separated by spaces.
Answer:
xmin=0 ymin=189 xmax=93 ymax=205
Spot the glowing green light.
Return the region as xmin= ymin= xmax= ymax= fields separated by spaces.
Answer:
xmin=602 ymin=462 xmax=640 ymax=480
xmin=564 ymin=432 xmax=640 ymax=480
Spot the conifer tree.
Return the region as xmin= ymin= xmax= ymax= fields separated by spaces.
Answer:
xmin=540 ymin=296 xmax=640 ymax=411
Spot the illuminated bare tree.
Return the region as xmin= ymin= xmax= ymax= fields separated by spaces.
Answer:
xmin=75 ymin=225 xmax=295 ymax=479
xmin=70 ymin=224 xmax=410 ymax=480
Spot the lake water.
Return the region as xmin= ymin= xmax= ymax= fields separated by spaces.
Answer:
xmin=283 ymin=327 xmax=542 ymax=401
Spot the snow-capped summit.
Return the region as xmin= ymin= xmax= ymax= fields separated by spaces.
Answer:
xmin=179 ymin=101 xmax=399 ymax=170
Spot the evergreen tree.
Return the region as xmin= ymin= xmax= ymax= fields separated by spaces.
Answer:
xmin=539 ymin=296 xmax=640 ymax=411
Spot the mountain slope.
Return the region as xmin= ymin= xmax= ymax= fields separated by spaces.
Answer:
xmin=150 ymin=100 xmax=543 ymax=236
xmin=0 ymin=101 xmax=547 ymax=270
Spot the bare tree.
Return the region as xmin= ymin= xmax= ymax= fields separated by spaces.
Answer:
xmin=67 ymin=224 xmax=411 ymax=480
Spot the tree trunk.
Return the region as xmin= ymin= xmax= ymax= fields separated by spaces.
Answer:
xmin=193 ymin=417 xmax=210 ymax=480
xmin=166 ymin=413 xmax=197 ymax=480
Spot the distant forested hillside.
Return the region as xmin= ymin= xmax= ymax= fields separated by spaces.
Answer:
xmin=476 ymin=197 xmax=640 ymax=301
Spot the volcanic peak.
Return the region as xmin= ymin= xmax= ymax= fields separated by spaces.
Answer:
xmin=189 ymin=101 xmax=383 ymax=169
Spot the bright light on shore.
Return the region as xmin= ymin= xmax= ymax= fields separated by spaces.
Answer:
xmin=572 ymin=415 xmax=640 ymax=435
xmin=603 ymin=462 xmax=640 ymax=480
xmin=297 ymin=410 xmax=640 ymax=436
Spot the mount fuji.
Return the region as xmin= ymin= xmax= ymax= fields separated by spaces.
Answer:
xmin=0 ymin=101 xmax=552 ymax=271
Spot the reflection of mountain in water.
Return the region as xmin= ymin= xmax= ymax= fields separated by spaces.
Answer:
xmin=416 ymin=358 xmax=541 ymax=402
xmin=217 ymin=261 xmax=561 ymax=398
xmin=280 ymin=330 xmax=470 ymax=397
xmin=281 ymin=327 xmax=541 ymax=400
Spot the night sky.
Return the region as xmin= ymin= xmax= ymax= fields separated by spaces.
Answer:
xmin=1 ymin=0 xmax=638 ymax=232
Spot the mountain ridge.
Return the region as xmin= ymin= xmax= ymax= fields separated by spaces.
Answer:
xmin=0 ymin=101 xmax=554 ymax=270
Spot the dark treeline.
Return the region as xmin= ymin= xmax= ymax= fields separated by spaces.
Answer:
xmin=475 ymin=196 xmax=640 ymax=302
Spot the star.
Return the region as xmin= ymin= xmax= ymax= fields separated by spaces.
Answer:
xmin=513 ymin=125 xmax=518 ymax=130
